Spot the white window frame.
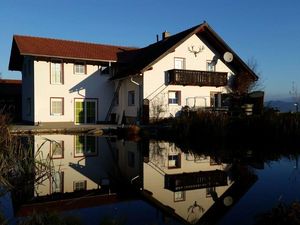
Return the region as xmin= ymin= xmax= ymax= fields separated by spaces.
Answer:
xmin=51 ymin=171 xmax=64 ymax=193
xmin=168 ymin=91 xmax=180 ymax=105
xmin=50 ymin=140 xmax=64 ymax=159
xmin=50 ymin=97 xmax=64 ymax=116
xmin=74 ymin=63 xmax=86 ymax=74
xmin=50 ymin=61 xmax=63 ymax=84
xmin=174 ymin=57 xmax=185 ymax=69
xmin=174 ymin=191 xmax=185 ymax=202
xmin=73 ymin=180 xmax=87 ymax=191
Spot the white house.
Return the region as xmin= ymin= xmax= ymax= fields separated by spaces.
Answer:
xmin=9 ymin=22 xmax=257 ymax=125
xmin=9 ymin=35 xmax=137 ymax=125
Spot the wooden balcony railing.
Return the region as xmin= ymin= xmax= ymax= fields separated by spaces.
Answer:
xmin=164 ymin=170 xmax=228 ymax=191
xmin=167 ymin=69 xmax=228 ymax=87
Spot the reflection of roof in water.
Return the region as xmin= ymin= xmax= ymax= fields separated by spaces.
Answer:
xmin=16 ymin=192 xmax=140 ymax=217
xmin=193 ymin=170 xmax=258 ymax=225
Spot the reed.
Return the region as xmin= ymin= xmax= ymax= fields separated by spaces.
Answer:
xmin=255 ymin=201 xmax=300 ymax=225
xmin=149 ymin=109 xmax=300 ymax=152
xmin=0 ymin=113 xmax=33 ymax=192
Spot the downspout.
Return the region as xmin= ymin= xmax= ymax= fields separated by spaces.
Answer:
xmin=130 ymin=76 xmax=140 ymax=86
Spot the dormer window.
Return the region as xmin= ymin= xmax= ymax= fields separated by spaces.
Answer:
xmin=74 ymin=62 xmax=86 ymax=74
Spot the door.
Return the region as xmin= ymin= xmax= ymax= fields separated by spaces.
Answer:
xmin=75 ymin=99 xmax=97 ymax=124
xmin=210 ymin=92 xmax=221 ymax=108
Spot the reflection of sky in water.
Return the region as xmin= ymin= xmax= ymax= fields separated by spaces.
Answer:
xmin=218 ymin=156 xmax=300 ymax=225
xmin=63 ymin=200 xmax=182 ymax=225
xmin=0 ymin=192 xmax=15 ymax=224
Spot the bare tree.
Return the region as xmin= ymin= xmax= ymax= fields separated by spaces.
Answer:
xmin=228 ymin=57 xmax=264 ymax=94
xmin=289 ymin=81 xmax=299 ymax=112
xmin=246 ymin=57 xmax=264 ymax=92
xmin=150 ymin=94 xmax=166 ymax=121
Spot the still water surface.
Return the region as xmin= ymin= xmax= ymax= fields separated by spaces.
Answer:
xmin=4 ymin=134 xmax=300 ymax=225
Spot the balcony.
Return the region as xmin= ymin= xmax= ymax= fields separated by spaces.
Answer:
xmin=164 ymin=170 xmax=228 ymax=192
xmin=167 ymin=69 xmax=228 ymax=87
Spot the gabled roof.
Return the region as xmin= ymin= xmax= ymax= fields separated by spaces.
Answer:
xmin=9 ymin=22 xmax=258 ymax=81
xmin=115 ymin=22 xmax=258 ymax=80
xmin=9 ymin=35 xmax=138 ymax=71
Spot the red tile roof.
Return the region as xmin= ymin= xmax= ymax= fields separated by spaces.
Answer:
xmin=10 ymin=35 xmax=137 ymax=70
xmin=9 ymin=23 xmax=258 ymax=82
xmin=0 ymin=79 xmax=21 ymax=84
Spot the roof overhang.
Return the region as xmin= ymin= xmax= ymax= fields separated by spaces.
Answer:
xmin=9 ymin=38 xmax=23 ymax=71
xmin=199 ymin=24 xmax=258 ymax=81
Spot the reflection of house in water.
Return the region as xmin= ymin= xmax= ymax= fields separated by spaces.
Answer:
xmin=110 ymin=138 xmax=142 ymax=181
xmin=140 ymin=141 xmax=257 ymax=224
xmin=16 ymin=135 xmax=183 ymax=225
xmin=16 ymin=134 xmax=120 ymax=217
xmin=33 ymin=135 xmax=113 ymax=196
xmin=14 ymin=136 xmax=256 ymax=225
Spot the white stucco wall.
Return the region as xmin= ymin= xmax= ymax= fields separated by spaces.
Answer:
xmin=143 ymin=34 xmax=234 ymax=118
xmin=32 ymin=61 xmax=114 ymax=123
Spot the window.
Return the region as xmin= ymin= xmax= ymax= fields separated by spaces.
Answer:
xmin=168 ymin=91 xmax=181 ymax=105
xmin=50 ymin=140 xmax=64 ymax=159
xmin=50 ymin=98 xmax=64 ymax=115
xmin=168 ymin=154 xmax=181 ymax=168
xmin=128 ymin=91 xmax=135 ymax=106
xmin=75 ymin=99 xmax=97 ymax=124
xmin=207 ymin=61 xmax=216 ymax=72
xmin=206 ymin=187 xmax=216 ymax=197
xmin=174 ymin=191 xmax=185 ymax=202
xmin=174 ymin=58 xmax=185 ymax=69
xmin=210 ymin=92 xmax=221 ymax=108
xmin=74 ymin=63 xmax=86 ymax=74
xmin=51 ymin=171 xmax=64 ymax=193
xmin=51 ymin=61 xmax=63 ymax=84
xmin=74 ymin=136 xmax=97 ymax=157
xmin=73 ymin=181 xmax=87 ymax=191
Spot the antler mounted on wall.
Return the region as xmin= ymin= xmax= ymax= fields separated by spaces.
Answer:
xmin=188 ymin=45 xmax=205 ymax=57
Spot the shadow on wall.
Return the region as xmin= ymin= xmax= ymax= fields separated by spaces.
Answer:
xmin=68 ymin=70 xmax=114 ymax=122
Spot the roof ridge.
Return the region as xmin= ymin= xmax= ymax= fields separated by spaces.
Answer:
xmin=13 ymin=34 xmax=139 ymax=50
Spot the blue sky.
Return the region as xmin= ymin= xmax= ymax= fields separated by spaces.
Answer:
xmin=1 ymin=0 xmax=300 ymax=100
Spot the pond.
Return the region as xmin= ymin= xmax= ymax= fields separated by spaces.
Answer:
xmin=2 ymin=134 xmax=300 ymax=225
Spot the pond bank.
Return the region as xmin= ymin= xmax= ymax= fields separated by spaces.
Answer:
xmin=9 ymin=123 xmax=119 ymax=135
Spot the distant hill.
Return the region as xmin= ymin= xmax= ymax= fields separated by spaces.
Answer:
xmin=264 ymin=100 xmax=297 ymax=112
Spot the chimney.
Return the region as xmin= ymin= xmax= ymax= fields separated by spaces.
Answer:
xmin=162 ymin=31 xmax=171 ymax=40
